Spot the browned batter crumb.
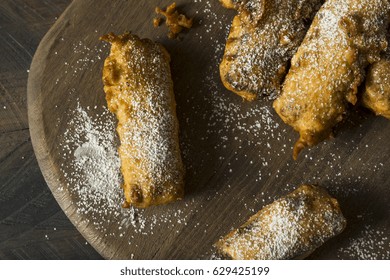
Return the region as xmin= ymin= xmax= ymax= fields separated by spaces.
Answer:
xmin=153 ymin=17 xmax=162 ymax=27
xmin=155 ymin=2 xmax=193 ymax=39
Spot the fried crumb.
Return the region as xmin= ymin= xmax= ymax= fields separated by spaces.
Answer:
xmin=153 ymin=17 xmax=162 ymax=27
xmin=154 ymin=2 xmax=193 ymax=39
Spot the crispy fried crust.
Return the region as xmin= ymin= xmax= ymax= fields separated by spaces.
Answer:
xmin=216 ymin=185 xmax=346 ymax=260
xmin=154 ymin=2 xmax=193 ymax=39
xmin=273 ymin=0 xmax=390 ymax=159
xmin=219 ymin=0 xmax=323 ymax=100
xmin=220 ymin=0 xmax=243 ymax=10
xmin=101 ymin=33 xmax=184 ymax=208
xmin=362 ymin=49 xmax=390 ymax=119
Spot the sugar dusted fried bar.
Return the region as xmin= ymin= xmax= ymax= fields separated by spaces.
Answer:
xmin=154 ymin=2 xmax=193 ymax=39
xmin=216 ymin=185 xmax=346 ymax=260
xmin=101 ymin=33 xmax=184 ymax=208
xmin=273 ymin=0 xmax=390 ymax=159
xmin=219 ymin=0 xmax=324 ymax=100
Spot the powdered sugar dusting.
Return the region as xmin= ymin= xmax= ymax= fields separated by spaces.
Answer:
xmin=60 ymin=102 xmax=122 ymax=222
xmin=338 ymin=225 xmax=390 ymax=259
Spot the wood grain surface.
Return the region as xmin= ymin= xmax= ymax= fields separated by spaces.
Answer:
xmin=27 ymin=0 xmax=390 ymax=260
xmin=0 ymin=0 xmax=102 ymax=259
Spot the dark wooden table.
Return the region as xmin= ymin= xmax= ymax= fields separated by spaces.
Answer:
xmin=0 ymin=0 xmax=102 ymax=259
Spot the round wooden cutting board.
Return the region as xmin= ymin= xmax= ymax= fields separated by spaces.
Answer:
xmin=27 ymin=0 xmax=390 ymax=259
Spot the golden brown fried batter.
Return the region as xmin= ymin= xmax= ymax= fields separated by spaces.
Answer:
xmin=220 ymin=0 xmax=241 ymax=10
xmin=101 ymin=33 xmax=184 ymax=208
xmin=362 ymin=49 xmax=390 ymax=119
xmin=154 ymin=2 xmax=193 ymax=39
xmin=219 ymin=0 xmax=323 ymax=101
xmin=216 ymin=185 xmax=346 ymax=260
xmin=273 ymin=0 xmax=390 ymax=159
